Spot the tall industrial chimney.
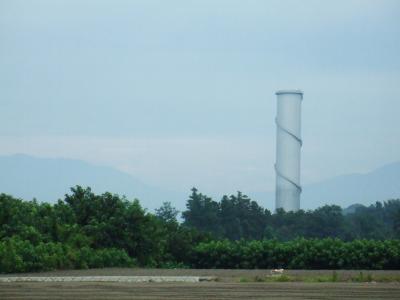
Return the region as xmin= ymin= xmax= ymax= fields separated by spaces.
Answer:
xmin=275 ymin=90 xmax=303 ymax=212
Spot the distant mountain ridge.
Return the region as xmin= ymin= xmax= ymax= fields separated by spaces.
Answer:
xmin=246 ymin=162 xmax=400 ymax=211
xmin=0 ymin=154 xmax=399 ymax=212
xmin=0 ymin=154 xmax=184 ymax=211
xmin=301 ymin=161 xmax=400 ymax=209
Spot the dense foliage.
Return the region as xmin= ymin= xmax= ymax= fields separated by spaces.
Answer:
xmin=193 ymin=239 xmax=400 ymax=269
xmin=0 ymin=187 xmax=210 ymax=273
xmin=182 ymin=188 xmax=400 ymax=240
xmin=1 ymin=186 xmax=399 ymax=273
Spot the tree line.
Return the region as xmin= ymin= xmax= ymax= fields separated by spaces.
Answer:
xmin=182 ymin=188 xmax=400 ymax=240
xmin=0 ymin=186 xmax=399 ymax=273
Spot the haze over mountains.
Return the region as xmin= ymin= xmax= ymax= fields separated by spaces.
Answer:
xmin=301 ymin=162 xmax=400 ymax=209
xmin=0 ymin=154 xmax=399 ymax=212
xmin=0 ymin=154 xmax=183 ymax=212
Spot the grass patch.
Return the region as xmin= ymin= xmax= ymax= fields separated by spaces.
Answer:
xmin=332 ymin=271 xmax=338 ymax=282
xmin=375 ymin=275 xmax=400 ymax=282
xmin=254 ymin=275 xmax=266 ymax=282
xmin=304 ymin=275 xmax=332 ymax=283
xmin=351 ymin=272 xmax=374 ymax=282
xmin=238 ymin=272 xmax=400 ymax=283
xmin=303 ymin=271 xmax=339 ymax=283
xmin=265 ymin=275 xmax=295 ymax=282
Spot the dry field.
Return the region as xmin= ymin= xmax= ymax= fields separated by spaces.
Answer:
xmin=1 ymin=269 xmax=400 ymax=300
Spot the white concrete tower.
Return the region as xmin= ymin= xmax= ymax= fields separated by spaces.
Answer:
xmin=275 ymin=90 xmax=303 ymax=212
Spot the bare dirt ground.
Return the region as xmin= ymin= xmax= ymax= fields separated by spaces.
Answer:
xmin=1 ymin=282 xmax=400 ymax=299
xmin=1 ymin=269 xmax=400 ymax=300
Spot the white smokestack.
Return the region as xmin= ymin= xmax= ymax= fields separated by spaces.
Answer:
xmin=275 ymin=90 xmax=303 ymax=212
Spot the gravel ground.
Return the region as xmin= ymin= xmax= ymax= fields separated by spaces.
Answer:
xmin=1 ymin=268 xmax=399 ymax=281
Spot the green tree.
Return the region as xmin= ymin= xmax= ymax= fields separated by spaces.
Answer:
xmin=182 ymin=188 xmax=221 ymax=235
xmin=219 ymin=192 xmax=269 ymax=240
xmin=155 ymin=202 xmax=179 ymax=223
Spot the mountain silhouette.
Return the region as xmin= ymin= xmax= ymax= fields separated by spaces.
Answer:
xmin=0 ymin=154 xmax=184 ymax=211
xmin=1 ymin=154 xmax=399 ymax=212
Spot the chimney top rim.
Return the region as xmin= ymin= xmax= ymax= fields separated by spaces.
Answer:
xmin=276 ymin=89 xmax=303 ymax=95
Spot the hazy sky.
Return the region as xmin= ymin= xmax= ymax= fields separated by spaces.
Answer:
xmin=1 ymin=0 xmax=400 ymax=196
